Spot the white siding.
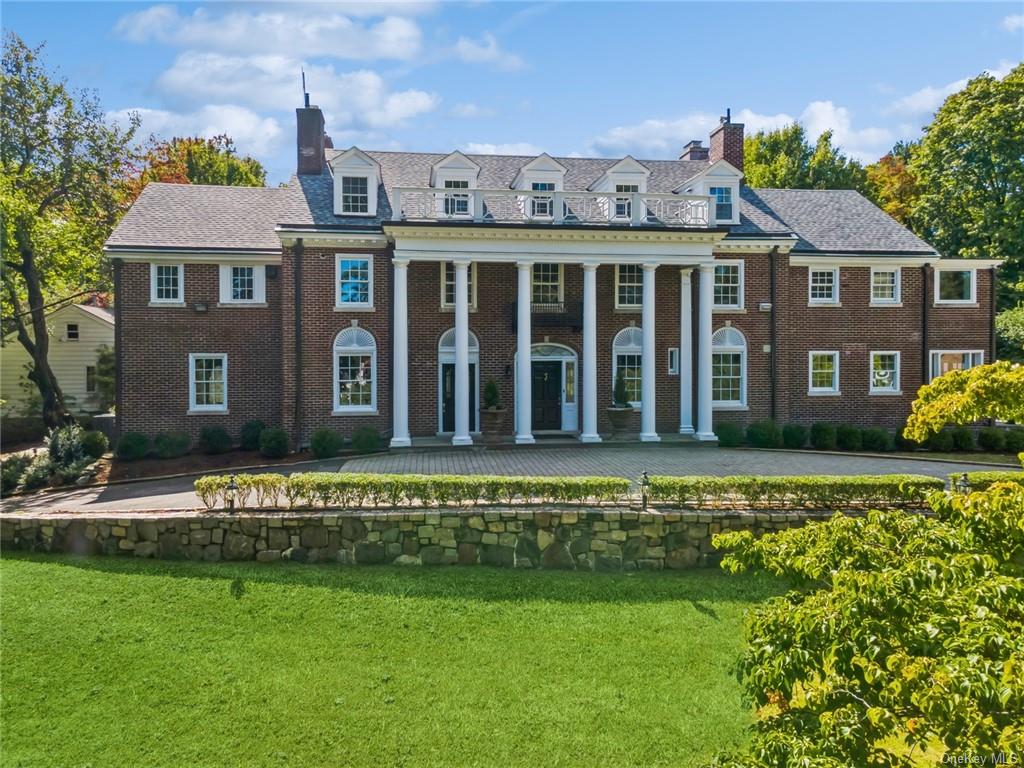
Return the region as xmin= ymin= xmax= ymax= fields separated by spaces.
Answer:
xmin=0 ymin=305 xmax=114 ymax=415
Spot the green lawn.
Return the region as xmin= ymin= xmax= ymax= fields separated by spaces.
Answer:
xmin=0 ymin=555 xmax=778 ymax=768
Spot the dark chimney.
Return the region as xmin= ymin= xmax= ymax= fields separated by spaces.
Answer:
xmin=679 ymin=140 xmax=709 ymax=161
xmin=296 ymin=104 xmax=325 ymax=175
xmin=709 ymin=111 xmax=744 ymax=171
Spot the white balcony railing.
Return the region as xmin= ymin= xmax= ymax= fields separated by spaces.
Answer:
xmin=391 ymin=187 xmax=714 ymax=227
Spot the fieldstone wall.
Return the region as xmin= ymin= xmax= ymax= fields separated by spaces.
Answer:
xmin=0 ymin=507 xmax=834 ymax=571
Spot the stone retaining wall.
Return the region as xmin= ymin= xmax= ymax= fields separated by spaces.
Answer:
xmin=0 ymin=507 xmax=835 ymax=571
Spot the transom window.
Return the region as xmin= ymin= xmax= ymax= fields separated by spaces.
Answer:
xmin=929 ymin=350 xmax=984 ymax=381
xmin=711 ymin=327 xmax=746 ymax=407
xmin=936 ymin=269 xmax=975 ymax=304
xmin=809 ymin=268 xmax=838 ymax=304
xmin=441 ymin=262 xmax=477 ymax=308
xmin=614 ymin=184 xmax=638 ymax=219
xmin=870 ymin=351 xmax=900 ymax=393
xmin=333 ymin=327 xmax=377 ymax=413
xmin=531 ymin=182 xmax=555 ymax=218
xmin=808 ymin=351 xmax=840 ymax=393
xmin=336 ymin=255 xmax=372 ymax=309
xmin=340 ymin=176 xmax=369 ymax=214
xmin=616 ymin=264 xmax=643 ymax=308
xmin=871 ymin=268 xmax=900 ymax=304
xmin=151 ymin=264 xmax=183 ymax=303
xmin=532 ymin=263 xmax=561 ymax=305
xmin=611 ymin=327 xmax=643 ymax=407
xmin=709 ymin=186 xmax=733 ymax=221
xmin=713 ymin=262 xmax=744 ymax=309
xmin=65 ymin=323 xmax=79 ymax=341
xmin=189 ymin=353 xmax=227 ymax=412
xmin=443 ymin=179 xmax=470 ymax=217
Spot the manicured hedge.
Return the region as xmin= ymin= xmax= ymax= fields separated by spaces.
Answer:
xmin=648 ymin=474 xmax=944 ymax=510
xmin=948 ymin=471 xmax=1024 ymax=491
xmin=194 ymin=473 xmax=631 ymax=510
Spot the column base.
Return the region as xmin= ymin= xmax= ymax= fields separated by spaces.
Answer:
xmin=678 ymin=426 xmax=695 ymax=435
xmin=452 ymin=435 xmax=474 ymax=446
xmin=389 ymin=436 xmax=412 ymax=448
xmin=694 ymin=431 xmax=718 ymax=442
xmin=639 ymin=432 xmax=661 ymax=442
xmin=515 ymin=435 xmax=535 ymax=445
xmin=579 ymin=433 xmax=602 ymax=443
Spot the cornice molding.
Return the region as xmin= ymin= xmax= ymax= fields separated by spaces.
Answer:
xmin=384 ymin=224 xmax=726 ymax=246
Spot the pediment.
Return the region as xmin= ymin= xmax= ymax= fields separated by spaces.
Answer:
xmin=512 ymin=153 xmax=567 ymax=188
xmin=430 ymin=151 xmax=481 ymax=185
xmin=674 ymin=159 xmax=742 ymax=193
xmin=329 ymin=146 xmax=379 ymax=172
xmin=589 ymin=155 xmax=650 ymax=191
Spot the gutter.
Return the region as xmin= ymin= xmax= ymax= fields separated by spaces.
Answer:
xmin=293 ymin=238 xmax=304 ymax=451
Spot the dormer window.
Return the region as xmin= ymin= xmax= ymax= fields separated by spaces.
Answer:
xmin=330 ymin=147 xmax=380 ymax=217
xmin=709 ymin=187 xmax=733 ymax=221
xmin=531 ymin=182 xmax=555 ymax=218
xmin=341 ymin=176 xmax=369 ymax=214
xmin=614 ymin=184 xmax=639 ymax=219
xmin=443 ymin=180 xmax=470 ymax=217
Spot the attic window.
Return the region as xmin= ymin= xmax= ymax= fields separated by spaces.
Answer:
xmin=614 ymin=184 xmax=638 ymax=219
xmin=341 ymin=176 xmax=369 ymax=214
xmin=443 ymin=180 xmax=470 ymax=217
xmin=66 ymin=323 xmax=79 ymax=341
xmin=709 ymin=187 xmax=733 ymax=221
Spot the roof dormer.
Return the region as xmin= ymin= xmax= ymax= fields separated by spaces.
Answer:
xmin=673 ymin=159 xmax=743 ymax=225
xmin=589 ymin=156 xmax=651 ymax=193
xmin=512 ymin=153 xmax=567 ymax=191
xmin=430 ymin=151 xmax=481 ymax=188
xmin=330 ymin=147 xmax=381 ymax=217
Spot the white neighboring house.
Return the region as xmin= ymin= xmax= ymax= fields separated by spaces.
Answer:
xmin=1 ymin=303 xmax=115 ymax=416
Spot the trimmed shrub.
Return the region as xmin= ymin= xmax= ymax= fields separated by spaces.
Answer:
xmin=259 ymin=427 xmax=289 ymax=458
xmin=1 ymin=454 xmax=31 ymax=494
xmin=810 ymin=423 xmax=837 ymax=451
xmin=836 ymin=425 xmax=862 ymax=452
xmin=976 ymin=427 xmax=1006 ymax=452
xmin=239 ymin=420 xmax=266 ymax=451
xmin=20 ymin=453 xmax=54 ymax=490
xmin=746 ymin=420 xmax=783 ymax=449
xmin=81 ymin=430 xmax=109 ymax=459
xmin=51 ymin=457 xmax=93 ymax=486
xmin=46 ymin=423 xmax=86 ymax=467
xmin=860 ymin=427 xmax=894 ymax=452
xmin=351 ymin=427 xmax=381 ymax=454
xmin=648 ymin=474 xmax=944 ymax=510
xmin=949 ymin=471 xmax=1024 ymax=491
xmin=311 ymin=428 xmax=344 ymax=460
xmin=116 ymin=432 xmax=149 ymax=461
xmin=782 ymin=424 xmax=808 ymax=450
xmin=714 ymin=422 xmax=744 ymax=448
xmin=199 ymin=426 xmax=232 ymax=455
xmin=1005 ymin=429 xmax=1024 ymax=453
xmin=895 ymin=421 xmax=921 ymax=450
xmin=928 ymin=430 xmax=955 ymax=452
xmin=154 ymin=431 xmax=191 ymax=459
xmin=950 ymin=427 xmax=975 ymax=452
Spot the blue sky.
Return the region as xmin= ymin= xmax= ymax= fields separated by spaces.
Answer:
xmin=5 ymin=1 xmax=1022 ymax=184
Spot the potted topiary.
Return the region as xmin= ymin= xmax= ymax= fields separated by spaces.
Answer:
xmin=607 ymin=369 xmax=634 ymax=435
xmin=480 ymin=378 xmax=506 ymax=442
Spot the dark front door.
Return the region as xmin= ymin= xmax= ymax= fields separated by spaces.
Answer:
xmin=532 ymin=360 xmax=562 ymax=430
xmin=441 ymin=363 xmax=477 ymax=433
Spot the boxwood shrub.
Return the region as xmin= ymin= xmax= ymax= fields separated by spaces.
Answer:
xmin=860 ymin=427 xmax=893 ymax=453
xmin=239 ymin=420 xmax=266 ymax=451
xmin=714 ymin=422 xmax=744 ymax=448
xmin=950 ymin=427 xmax=975 ymax=452
xmin=81 ymin=430 xmax=109 ymax=459
xmin=351 ymin=427 xmax=382 ymax=454
xmin=116 ymin=432 xmax=149 ymax=461
xmin=810 ymin=423 xmax=837 ymax=451
xmin=1005 ymin=429 xmax=1024 ymax=453
xmin=928 ymin=430 xmax=955 ymax=452
xmin=976 ymin=427 xmax=1006 ymax=452
xmin=782 ymin=424 xmax=808 ymax=450
xmin=836 ymin=425 xmax=862 ymax=452
xmin=259 ymin=427 xmax=289 ymax=458
xmin=311 ymin=428 xmax=344 ymax=459
xmin=199 ymin=426 xmax=232 ymax=455
xmin=154 ymin=431 xmax=191 ymax=459
xmin=746 ymin=420 xmax=783 ymax=449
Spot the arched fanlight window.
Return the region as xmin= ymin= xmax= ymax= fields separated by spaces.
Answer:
xmin=711 ymin=326 xmax=747 ymax=407
xmin=333 ymin=327 xmax=377 ymax=413
xmin=611 ymin=327 xmax=643 ymax=407
xmin=437 ymin=328 xmax=480 ymax=353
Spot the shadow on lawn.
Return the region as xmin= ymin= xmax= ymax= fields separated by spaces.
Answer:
xmin=1 ymin=551 xmax=784 ymax=607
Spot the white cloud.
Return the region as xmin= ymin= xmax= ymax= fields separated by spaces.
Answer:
xmin=884 ymin=60 xmax=1017 ymax=116
xmin=115 ymin=4 xmax=423 ymax=60
xmin=798 ymin=101 xmax=892 ymax=162
xmin=463 ymin=142 xmax=543 ymax=155
xmin=451 ymin=102 xmax=495 ymax=119
xmin=453 ymin=33 xmax=523 ymax=71
xmin=1002 ymin=14 xmax=1024 ymax=32
xmin=153 ymin=51 xmax=439 ymax=128
xmin=108 ymin=104 xmax=284 ymax=157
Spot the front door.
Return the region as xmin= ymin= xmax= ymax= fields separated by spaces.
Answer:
xmin=532 ymin=361 xmax=562 ymax=430
xmin=441 ymin=363 xmax=477 ymax=433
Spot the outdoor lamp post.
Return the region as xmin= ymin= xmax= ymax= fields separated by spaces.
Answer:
xmin=227 ymin=474 xmax=238 ymax=512
xmin=956 ymin=473 xmax=971 ymax=496
xmin=641 ymin=470 xmax=650 ymax=511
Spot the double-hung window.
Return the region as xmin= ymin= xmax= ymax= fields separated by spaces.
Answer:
xmin=871 ymin=268 xmax=900 ymax=304
xmin=219 ymin=265 xmax=266 ymax=304
xmin=443 ymin=179 xmax=470 ymax=217
xmin=808 ymin=351 xmax=840 ymax=394
xmin=150 ymin=264 xmax=184 ymax=304
xmin=929 ymin=350 xmax=984 ymax=381
xmin=336 ymin=255 xmax=373 ymax=309
xmin=713 ymin=261 xmax=744 ymax=309
xmin=616 ymin=264 xmax=643 ymax=308
xmin=340 ymin=176 xmax=369 ymax=214
xmin=711 ymin=327 xmax=747 ymax=407
xmin=530 ymin=182 xmax=555 ymax=218
xmin=870 ymin=351 xmax=900 ymax=394
xmin=65 ymin=323 xmax=79 ymax=341
xmin=532 ymin=263 xmax=561 ymax=305
xmin=189 ymin=353 xmax=227 ymax=412
xmin=612 ymin=327 xmax=643 ymax=407
xmin=935 ymin=269 xmax=976 ymax=304
xmin=709 ymin=186 xmax=733 ymax=221
xmin=809 ymin=268 xmax=839 ymax=304
xmin=441 ymin=262 xmax=476 ymax=308
xmin=614 ymin=184 xmax=638 ymax=219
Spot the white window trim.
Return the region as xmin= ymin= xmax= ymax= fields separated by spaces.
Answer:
xmin=65 ymin=323 xmax=79 ymax=341
xmin=667 ymin=347 xmax=680 ymax=376
xmin=934 ymin=268 xmax=977 ymax=305
xmin=808 ymin=350 xmax=840 ymax=395
xmin=188 ymin=353 xmax=228 ymax=414
xmin=333 ymin=331 xmax=378 ymax=415
xmin=338 ymin=174 xmax=376 ymax=217
xmin=335 ymin=254 xmax=374 ymax=311
xmin=707 ymin=183 xmax=740 ymax=226
xmin=218 ymin=264 xmax=266 ymax=305
xmin=531 ymin=263 xmax=564 ymax=304
xmin=440 ymin=262 xmax=478 ymax=309
xmin=870 ymin=267 xmax=902 ymax=306
xmin=614 ymin=264 xmax=644 ymax=310
xmin=712 ymin=259 xmax=745 ymax=310
xmin=150 ymin=263 xmax=185 ymax=305
xmin=711 ymin=327 xmax=747 ymax=409
xmin=808 ymin=267 xmax=840 ymax=306
xmin=869 ymin=350 xmax=902 ymax=395
xmin=929 ymin=349 xmax=984 ymax=382
xmin=611 ymin=327 xmax=643 ymax=409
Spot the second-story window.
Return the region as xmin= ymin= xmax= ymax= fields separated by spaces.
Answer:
xmin=713 ymin=262 xmax=744 ymax=309
xmin=341 ymin=176 xmax=369 ymax=214
xmin=443 ymin=180 xmax=470 ymax=217
xmin=809 ymin=268 xmax=839 ymax=304
xmin=65 ymin=323 xmax=79 ymax=341
xmin=616 ymin=264 xmax=643 ymax=308
xmin=336 ymin=255 xmax=373 ymax=309
xmin=441 ymin=262 xmax=476 ymax=308
xmin=871 ymin=268 xmax=900 ymax=304
xmin=709 ymin=187 xmax=733 ymax=221
xmin=614 ymin=184 xmax=638 ymax=219
xmin=936 ymin=269 xmax=975 ymax=304
xmin=151 ymin=263 xmax=183 ymax=303
xmin=532 ymin=263 xmax=561 ymax=305
xmin=531 ymin=182 xmax=555 ymax=218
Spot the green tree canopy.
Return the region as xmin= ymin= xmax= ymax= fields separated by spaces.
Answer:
xmin=743 ymin=123 xmax=867 ymax=190
xmin=126 ymin=135 xmax=266 ymax=201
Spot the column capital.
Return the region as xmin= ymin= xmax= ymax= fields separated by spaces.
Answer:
xmin=392 ymin=257 xmax=410 ymax=268
xmin=516 ymin=260 xmax=533 ymax=271
xmin=641 ymin=262 xmax=660 ymax=272
xmin=581 ymin=262 xmax=599 ymax=273
xmin=452 ymin=258 xmax=472 ymax=269
xmin=699 ymin=262 xmax=716 ymax=275
xmin=679 ymin=267 xmax=694 ymax=279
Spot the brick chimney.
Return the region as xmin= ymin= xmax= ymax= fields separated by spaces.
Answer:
xmin=296 ymin=103 xmax=326 ymax=175
xmin=709 ymin=110 xmax=744 ymax=171
xmin=679 ymin=140 xmax=709 ymax=161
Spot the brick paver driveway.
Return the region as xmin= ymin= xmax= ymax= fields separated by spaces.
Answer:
xmin=3 ymin=445 xmax=1008 ymax=514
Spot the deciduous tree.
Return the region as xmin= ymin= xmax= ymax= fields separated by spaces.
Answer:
xmin=864 ymin=140 xmax=920 ymax=226
xmin=743 ymin=124 xmax=867 ymax=191
xmin=125 ymin=135 xmax=266 ymax=202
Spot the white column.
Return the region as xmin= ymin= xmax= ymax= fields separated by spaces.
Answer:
xmin=580 ymin=263 xmax=601 ymax=443
xmin=639 ymin=263 xmax=660 ymax=442
xmin=452 ymin=259 xmax=473 ymax=446
xmin=678 ymin=268 xmax=694 ymax=435
xmin=515 ymin=261 xmax=535 ymax=444
xmin=389 ymin=258 xmax=411 ymax=448
xmin=695 ymin=263 xmax=717 ymax=441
